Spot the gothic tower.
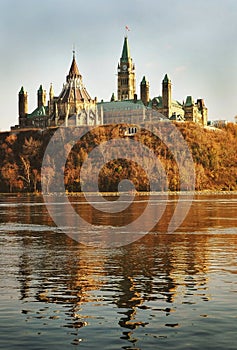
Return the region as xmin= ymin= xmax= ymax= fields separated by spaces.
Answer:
xmin=18 ymin=86 xmax=28 ymax=118
xmin=117 ymin=36 xmax=136 ymax=100
xmin=140 ymin=76 xmax=150 ymax=106
xmin=162 ymin=74 xmax=172 ymax=118
xmin=37 ymin=85 xmax=46 ymax=108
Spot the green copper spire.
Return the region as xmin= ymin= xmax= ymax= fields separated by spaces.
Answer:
xmin=141 ymin=76 xmax=148 ymax=85
xmin=185 ymin=95 xmax=194 ymax=106
xmin=163 ymin=74 xmax=171 ymax=83
xmin=121 ymin=36 xmax=130 ymax=62
xmin=38 ymin=84 xmax=43 ymax=92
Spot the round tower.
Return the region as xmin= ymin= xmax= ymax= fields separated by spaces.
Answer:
xmin=140 ymin=76 xmax=150 ymax=106
xmin=162 ymin=74 xmax=172 ymax=118
xmin=18 ymin=86 xmax=28 ymax=118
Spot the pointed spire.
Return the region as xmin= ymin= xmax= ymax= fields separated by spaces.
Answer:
xmin=163 ymin=73 xmax=171 ymax=83
xmin=141 ymin=76 xmax=148 ymax=85
xmin=38 ymin=84 xmax=43 ymax=93
xmin=67 ymin=51 xmax=81 ymax=82
xmin=19 ymin=86 xmax=25 ymax=94
xmin=121 ymin=36 xmax=130 ymax=62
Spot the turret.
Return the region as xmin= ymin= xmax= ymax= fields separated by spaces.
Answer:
xmin=140 ymin=76 xmax=150 ymax=106
xmin=37 ymin=85 xmax=46 ymax=108
xmin=18 ymin=86 xmax=28 ymax=118
xmin=162 ymin=74 xmax=172 ymax=118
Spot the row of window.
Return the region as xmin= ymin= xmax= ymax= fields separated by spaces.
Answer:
xmin=119 ymin=78 xmax=129 ymax=85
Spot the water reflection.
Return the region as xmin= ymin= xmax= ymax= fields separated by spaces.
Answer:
xmin=0 ymin=194 xmax=237 ymax=349
xmin=16 ymin=230 xmax=211 ymax=342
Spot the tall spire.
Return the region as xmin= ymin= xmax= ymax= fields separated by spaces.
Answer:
xmin=58 ymin=52 xmax=92 ymax=105
xmin=67 ymin=50 xmax=81 ymax=82
xmin=121 ymin=36 xmax=130 ymax=62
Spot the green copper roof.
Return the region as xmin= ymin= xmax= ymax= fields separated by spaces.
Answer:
xmin=27 ymin=105 xmax=48 ymax=118
xmin=163 ymin=74 xmax=171 ymax=83
xmin=38 ymin=85 xmax=43 ymax=93
xmin=141 ymin=76 xmax=148 ymax=85
xmin=185 ymin=95 xmax=194 ymax=107
xmin=152 ymin=96 xmax=163 ymax=108
xmin=98 ymin=99 xmax=144 ymax=111
xmin=19 ymin=86 xmax=25 ymax=94
xmin=121 ymin=36 xmax=130 ymax=62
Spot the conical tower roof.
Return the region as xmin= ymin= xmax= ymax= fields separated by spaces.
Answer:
xmin=121 ymin=36 xmax=130 ymax=62
xmin=141 ymin=76 xmax=149 ymax=85
xmin=58 ymin=52 xmax=92 ymax=104
xmin=67 ymin=52 xmax=81 ymax=82
xmin=163 ymin=73 xmax=171 ymax=83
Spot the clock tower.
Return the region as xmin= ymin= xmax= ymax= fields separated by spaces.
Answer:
xmin=117 ymin=36 xmax=136 ymax=101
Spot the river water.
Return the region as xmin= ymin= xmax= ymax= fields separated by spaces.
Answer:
xmin=0 ymin=193 xmax=237 ymax=349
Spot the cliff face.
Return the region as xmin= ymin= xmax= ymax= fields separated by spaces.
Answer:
xmin=0 ymin=122 xmax=236 ymax=193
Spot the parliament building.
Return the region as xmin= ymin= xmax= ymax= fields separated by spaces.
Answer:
xmin=14 ymin=37 xmax=208 ymax=129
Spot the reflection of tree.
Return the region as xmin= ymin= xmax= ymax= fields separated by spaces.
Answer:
xmin=17 ymin=232 xmax=104 ymax=330
xmin=15 ymin=195 xmax=213 ymax=347
xmin=116 ymin=276 xmax=147 ymax=346
xmin=110 ymin=241 xmax=176 ymax=345
xmin=18 ymin=251 xmax=32 ymax=300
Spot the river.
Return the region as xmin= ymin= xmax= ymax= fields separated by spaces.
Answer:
xmin=0 ymin=193 xmax=237 ymax=349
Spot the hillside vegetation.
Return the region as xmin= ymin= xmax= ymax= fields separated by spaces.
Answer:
xmin=0 ymin=122 xmax=236 ymax=193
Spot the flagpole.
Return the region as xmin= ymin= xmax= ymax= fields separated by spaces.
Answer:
xmin=125 ymin=25 xmax=130 ymax=37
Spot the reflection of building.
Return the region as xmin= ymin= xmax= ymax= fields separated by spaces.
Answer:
xmin=14 ymin=36 xmax=208 ymax=130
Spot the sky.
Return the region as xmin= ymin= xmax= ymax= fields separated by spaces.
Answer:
xmin=0 ymin=0 xmax=237 ymax=131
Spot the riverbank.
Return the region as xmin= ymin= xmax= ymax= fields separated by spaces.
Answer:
xmin=2 ymin=190 xmax=237 ymax=197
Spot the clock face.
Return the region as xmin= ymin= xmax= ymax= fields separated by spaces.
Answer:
xmin=122 ymin=64 xmax=127 ymax=71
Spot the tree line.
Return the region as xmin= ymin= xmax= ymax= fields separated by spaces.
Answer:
xmin=0 ymin=122 xmax=236 ymax=193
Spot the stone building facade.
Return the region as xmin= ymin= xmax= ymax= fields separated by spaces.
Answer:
xmin=15 ymin=53 xmax=103 ymax=129
xmin=14 ymin=36 xmax=207 ymax=129
xmin=99 ymin=36 xmax=208 ymax=126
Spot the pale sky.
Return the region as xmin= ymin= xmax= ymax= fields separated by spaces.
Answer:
xmin=0 ymin=0 xmax=237 ymax=131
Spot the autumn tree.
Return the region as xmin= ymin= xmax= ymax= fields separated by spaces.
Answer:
xmin=1 ymin=162 xmax=22 ymax=192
